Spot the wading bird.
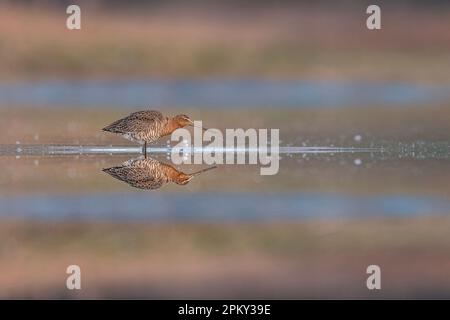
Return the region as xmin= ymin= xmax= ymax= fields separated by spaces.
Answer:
xmin=102 ymin=110 xmax=206 ymax=157
xmin=103 ymin=157 xmax=216 ymax=190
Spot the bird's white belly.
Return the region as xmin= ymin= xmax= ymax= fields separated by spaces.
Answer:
xmin=122 ymin=133 xmax=142 ymax=144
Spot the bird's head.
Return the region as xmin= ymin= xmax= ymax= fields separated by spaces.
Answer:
xmin=173 ymin=114 xmax=194 ymax=128
xmin=175 ymin=172 xmax=194 ymax=185
xmin=174 ymin=166 xmax=217 ymax=186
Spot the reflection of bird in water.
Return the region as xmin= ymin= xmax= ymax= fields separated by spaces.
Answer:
xmin=102 ymin=110 xmax=206 ymax=157
xmin=103 ymin=157 xmax=217 ymax=190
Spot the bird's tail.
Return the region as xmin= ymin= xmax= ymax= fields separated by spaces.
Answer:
xmin=102 ymin=125 xmax=116 ymax=132
xmin=102 ymin=166 xmax=126 ymax=181
xmin=102 ymin=119 xmax=124 ymax=133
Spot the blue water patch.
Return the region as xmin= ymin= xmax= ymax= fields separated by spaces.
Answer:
xmin=0 ymin=79 xmax=448 ymax=108
xmin=0 ymin=192 xmax=449 ymax=221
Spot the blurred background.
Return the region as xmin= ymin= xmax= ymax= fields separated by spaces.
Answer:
xmin=1 ymin=0 xmax=450 ymax=298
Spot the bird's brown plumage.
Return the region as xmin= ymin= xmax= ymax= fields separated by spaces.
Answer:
xmin=103 ymin=157 xmax=216 ymax=190
xmin=102 ymin=110 xmax=168 ymax=144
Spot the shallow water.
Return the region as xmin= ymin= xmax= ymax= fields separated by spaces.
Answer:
xmin=0 ymin=138 xmax=449 ymax=220
xmin=1 ymin=79 xmax=450 ymax=298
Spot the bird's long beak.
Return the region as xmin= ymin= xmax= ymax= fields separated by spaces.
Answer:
xmin=191 ymin=166 xmax=218 ymax=176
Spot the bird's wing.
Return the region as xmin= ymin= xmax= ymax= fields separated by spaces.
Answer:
xmin=103 ymin=164 xmax=165 ymax=190
xmin=130 ymin=177 xmax=165 ymax=190
xmin=103 ymin=110 xmax=164 ymax=133
xmin=129 ymin=110 xmax=164 ymax=121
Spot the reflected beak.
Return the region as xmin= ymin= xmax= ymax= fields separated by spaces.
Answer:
xmin=191 ymin=166 xmax=218 ymax=176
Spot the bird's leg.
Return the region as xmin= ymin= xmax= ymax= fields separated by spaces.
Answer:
xmin=143 ymin=141 xmax=147 ymax=158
